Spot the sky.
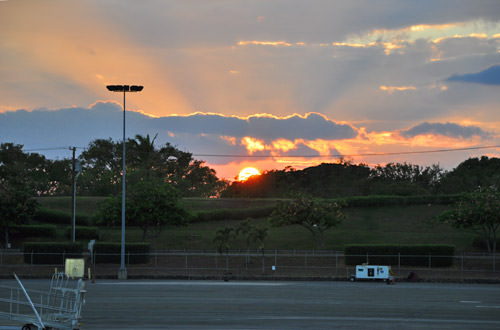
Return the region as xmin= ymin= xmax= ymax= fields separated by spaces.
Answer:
xmin=1 ymin=0 xmax=500 ymax=180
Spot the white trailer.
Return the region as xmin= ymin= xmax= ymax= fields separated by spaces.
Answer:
xmin=350 ymin=265 xmax=394 ymax=284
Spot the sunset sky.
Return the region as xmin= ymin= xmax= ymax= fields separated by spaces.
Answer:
xmin=1 ymin=0 xmax=499 ymax=180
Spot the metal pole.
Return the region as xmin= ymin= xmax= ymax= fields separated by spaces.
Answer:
xmin=119 ymin=90 xmax=127 ymax=280
xmin=71 ymin=147 xmax=76 ymax=243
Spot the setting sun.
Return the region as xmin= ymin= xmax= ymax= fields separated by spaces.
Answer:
xmin=238 ymin=167 xmax=261 ymax=181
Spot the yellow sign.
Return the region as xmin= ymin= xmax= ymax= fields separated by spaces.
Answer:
xmin=65 ymin=259 xmax=85 ymax=278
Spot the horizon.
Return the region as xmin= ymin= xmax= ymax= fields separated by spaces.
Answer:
xmin=1 ymin=1 xmax=499 ymax=179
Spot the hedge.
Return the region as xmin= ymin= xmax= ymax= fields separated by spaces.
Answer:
xmin=338 ymin=194 xmax=460 ymax=208
xmin=34 ymin=207 xmax=92 ymax=226
xmin=23 ymin=242 xmax=83 ymax=265
xmin=64 ymin=226 xmax=100 ymax=240
xmin=344 ymin=244 xmax=455 ymax=267
xmin=10 ymin=224 xmax=57 ymax=239
xmin=192 ymin=206 xmax=275 ymax=223
xmin=93 ymin=242 xmax=150 ymax=264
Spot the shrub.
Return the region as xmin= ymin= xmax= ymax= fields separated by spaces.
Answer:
xmin=34 ymin=207 xmax=92 ymax=226
xmin=192 ymin=206 xmax=275 ymax=223
xmin=10 ymin=224 xmax=57 ymax=239
xmin=344 ymin=244 xmax=455 ymax=267
xmin=64 ymin=226 xmax=100 ymax=240
xmin=339 ymin=194 xmax=459 ymax=208
xmin=23 ymin=242 xmax=83 ymax=265
xmin=93 ymin=242 xmax=150 ymax=264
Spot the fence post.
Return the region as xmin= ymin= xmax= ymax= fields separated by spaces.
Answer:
xmin=428 ymin=254 xmax=431 ymax=269
xmin=274 ymin=249 xmax=277 ymax=269
xmin=461 ymin=253 xmax=464 ymax=273
xmin=335 ymin=251 xmax=338 ymax=276
xmin=304 ymin=251 xmax=308 ymax=271
xmin=366 ymin=252 xmax=369 ymax=264
xmin=398 ymin=253 xmax=401 ymax=275
xmin=493 ymin=254 xmax=496 ymax=273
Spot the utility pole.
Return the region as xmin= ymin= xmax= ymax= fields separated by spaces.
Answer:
xmin=70 ymin=147 xmax=82 ymax=243
xmin=71 ymin=147 xmax=76 ymax=242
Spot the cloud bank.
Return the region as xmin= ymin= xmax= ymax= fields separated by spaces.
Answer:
xmin=1 ymin=102 xmax=497 ymax=178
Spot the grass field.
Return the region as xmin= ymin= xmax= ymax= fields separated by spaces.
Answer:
xmin=32 ymin=196 xmax=476 ymax=251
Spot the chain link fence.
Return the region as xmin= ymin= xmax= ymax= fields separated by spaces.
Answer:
xmin=1 ymin=249 xmax=498 ymax=281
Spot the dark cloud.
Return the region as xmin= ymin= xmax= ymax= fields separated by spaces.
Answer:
xmin=156 ymin=112 xmax=357 ymax=141
xmin=0 ymin=102 xmax=355 ymax=162
xmin=446 ymin=65 xmax=500 ymax=85
xmin=401 ymin=122 xmax=491 ymax=139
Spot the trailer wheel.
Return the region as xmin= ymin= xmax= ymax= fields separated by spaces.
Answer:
xmin=22 ymin=325 xmax=34 ymax=330
xmin=349 ymin=275 xmax=356 ymax=282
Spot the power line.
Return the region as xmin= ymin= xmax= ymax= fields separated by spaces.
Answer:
xmin=22 ymin=146 xmax=86 ymax=152
xmin=193 ymin=144 xmax=500 ymax=159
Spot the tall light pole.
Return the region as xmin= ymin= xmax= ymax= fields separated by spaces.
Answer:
xmin=106 ymin=84 xmax=143 ymax=280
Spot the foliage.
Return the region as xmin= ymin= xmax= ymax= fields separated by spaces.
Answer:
xmin=34 ymin=207 xmax=92 ymax=226
xmin=10 ymin=224 xmax=58 ymax=239
xmin=192 ymin=206 xmax=275 ymax=223
xmin=0 ymin=143 xmax=40 ymax=247
xmin=64 ymin=226 xmax=100 ymax=240
xmin=213 ymin=221 xmax=268 ymax=253
xmin=213 ymin=227 xmax=236 ymax=254
xmin=439 ymin=186 xmax=500 ymax=253
xmin=23 ymin=242 xmax=83 ymax=264
xmin=269 ymin=193 xmax=345 ymax=248
xmin=440 ymin=156 xmax=500 ymax=193
xmin=78 ymin=135 xmax=227 ymax=197
xmin=223 ymin=161 xmax=446 ymax=198
xmin=97 ymin=180 xmax=190 ymax=241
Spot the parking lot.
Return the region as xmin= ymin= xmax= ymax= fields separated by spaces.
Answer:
xmin=1 ymin=279 xmax=500 ymax=329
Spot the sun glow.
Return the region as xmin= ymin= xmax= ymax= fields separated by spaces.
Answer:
xmin=238 ymin=167 xmax=261 ymax=181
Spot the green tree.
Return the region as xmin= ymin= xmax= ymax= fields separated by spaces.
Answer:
xmin=439 ymin=187 xmax=500 ymax=253
xmin=0 ymin=143 xmax=40 ymax=246
xmin=213 ymin=226 xmax=235 ymax=254
xmin=97 ymin=180 xmax=189 ymax=243
xmin=268 ymin=193 xmax=344 ymax=249
xmin=80 ymin=136 xmax=226 ymax=197
xmin=439 ymin=157 xmax=500 ymax=193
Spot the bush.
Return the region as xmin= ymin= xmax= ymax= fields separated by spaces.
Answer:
xmin=192 ymin=206 xmax=275 ymax=223
xmin=34 ymin=207 xmax=92 ymax=226
xmin=339 ymin=194 xmax=459 ymax=208
xmin=93 ymin=242 xmax=150 ymax=264
xmin=10 ymin=224 xmax=57 ymax=239
xmin=344 ymin=244 xmax=455 ymax=267
xmin=64 ymin=226 xmax=100 ymax=240
xmin=23 ymin=242 xmax=83 ymax=265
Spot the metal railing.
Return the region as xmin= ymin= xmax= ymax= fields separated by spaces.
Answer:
xmin=1 ymin=249 xmax=498 ymax=280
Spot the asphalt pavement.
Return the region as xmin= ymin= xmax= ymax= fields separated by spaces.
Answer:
xmin=1 ymin=279 xmax=500 ymax=329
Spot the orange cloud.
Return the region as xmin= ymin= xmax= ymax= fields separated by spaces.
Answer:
xmin=237 ymin=40 xmax=293 ymax=47
xmin=379 ymin=85 xmax=417 ymax=93
xmin=241 ymin=137 xmax=266 ymax=153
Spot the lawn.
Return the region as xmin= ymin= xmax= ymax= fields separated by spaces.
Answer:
xmin=33 ymin=197 xmax=477 ymax=251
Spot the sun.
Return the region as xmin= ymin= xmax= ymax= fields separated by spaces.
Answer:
xmin=238 ymin=167 xmax=261 ymax=181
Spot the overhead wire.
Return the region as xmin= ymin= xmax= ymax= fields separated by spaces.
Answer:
xmin=193 ymin=144 xmax=500 ymax=159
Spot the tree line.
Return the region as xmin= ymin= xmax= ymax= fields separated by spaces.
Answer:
xmin=223 ymin=157 xmax=500 ymax=197
xmin=1 ymin=137 xmax=500 ymax=252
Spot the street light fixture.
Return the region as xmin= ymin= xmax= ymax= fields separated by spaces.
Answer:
xmin=106 ymin=84 xmax=143 ymax=280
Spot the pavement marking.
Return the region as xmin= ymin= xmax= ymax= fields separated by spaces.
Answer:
xmin=96 ymin=281 xmax=289 ymax=286
xmin=476 ymin=305 xmax=500 ymax=309
xmin=460 ymin=300 xmax=481 ymax=303
xmin=250 ymin=316 xmax=500 ymax=325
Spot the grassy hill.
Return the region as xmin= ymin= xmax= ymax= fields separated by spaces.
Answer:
xmin=33 ymin=196 xmax=476 ymax=251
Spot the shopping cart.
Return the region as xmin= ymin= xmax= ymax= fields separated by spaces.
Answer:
xmin=0 ymin=273 xmax=86 ymax=330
